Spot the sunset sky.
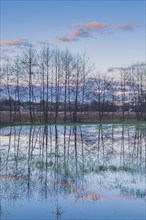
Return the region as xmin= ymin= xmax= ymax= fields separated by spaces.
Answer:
xmin=1 ymin=0 xmax=145 ymax=71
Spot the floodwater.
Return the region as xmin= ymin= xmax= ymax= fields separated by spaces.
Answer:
xmin=0 ymin=124 xmax=145 ymax=220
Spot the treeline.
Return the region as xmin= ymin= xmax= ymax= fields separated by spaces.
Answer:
xmin=1 ymin=45 xmax=146 ymax=122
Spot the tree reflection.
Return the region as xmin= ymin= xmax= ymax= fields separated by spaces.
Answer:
xmin=0 ymin=124 xmax=146 ymax=218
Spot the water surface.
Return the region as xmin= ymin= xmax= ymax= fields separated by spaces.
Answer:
xmin=0 ymin=124 xmax=145 ymax=219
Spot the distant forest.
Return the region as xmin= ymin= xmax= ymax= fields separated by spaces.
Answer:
xmin=0 ymin=46 xmax=146 ymax=123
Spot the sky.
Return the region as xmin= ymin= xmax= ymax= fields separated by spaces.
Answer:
xmin=0 ymin=0 xmax=145 ymax=72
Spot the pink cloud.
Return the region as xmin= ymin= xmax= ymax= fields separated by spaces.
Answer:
xmin=57 ymin=28 xmax=92 ymax=42
xmin=73 ymin=21 xmax=142 ymax=31
xmin=57 ymin=21 xmax=143 ymax=43
xmin=113 ymin=23 xmax=143 ymax=30
xmin=70 ymin=29 xmax=91 ymax=37
xmin=73 ymin=21 xmax=109 ymax=30
xmin=0 ymin=40 xmax=29 ymax=47
xmin=86 ymin=21 xmax=109 ymax=29
xmin=57 ymin=36 xmax=77 ymax=42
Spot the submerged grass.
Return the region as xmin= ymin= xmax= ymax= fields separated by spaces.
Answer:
xmin=94 ymin=165 xmax=136 ymax=173
xmin=35 ymin=160 xmax=53 ymax=171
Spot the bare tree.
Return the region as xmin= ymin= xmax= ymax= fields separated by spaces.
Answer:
xmin=1 ymin=59 xmax=14 ymax=122
xmin=39 ymin=45 xmax=52 ymax=123
xmin=12 ymin=58 xmax=22 ymax=122
xmin=21 ymin=46 xmax=37 ymax=123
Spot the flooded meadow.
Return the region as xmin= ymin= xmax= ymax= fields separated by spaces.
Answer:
xmin=0 ymin=124 xmax=145 ymax=219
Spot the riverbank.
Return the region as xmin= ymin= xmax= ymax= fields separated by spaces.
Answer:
xmin=0 ymin=111 xmax=145 ymax=127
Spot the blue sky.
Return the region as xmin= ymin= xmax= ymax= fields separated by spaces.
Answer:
xmin=1 ymin=0 xmax=145 ymax=71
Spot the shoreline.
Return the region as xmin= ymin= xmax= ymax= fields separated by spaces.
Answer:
xmin=0 ymin=111 xmax=145 ymax=127
xmin=1 ymin=120 xmax=145 ymax=128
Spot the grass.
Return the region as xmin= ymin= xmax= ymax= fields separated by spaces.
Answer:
xmin=1 ymin=119 xmax=145 ymax=128
xmin=35 ymin=160 xmax=53 ymax=171
xmin=94 ymin=165 xmax=136 ymax=173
